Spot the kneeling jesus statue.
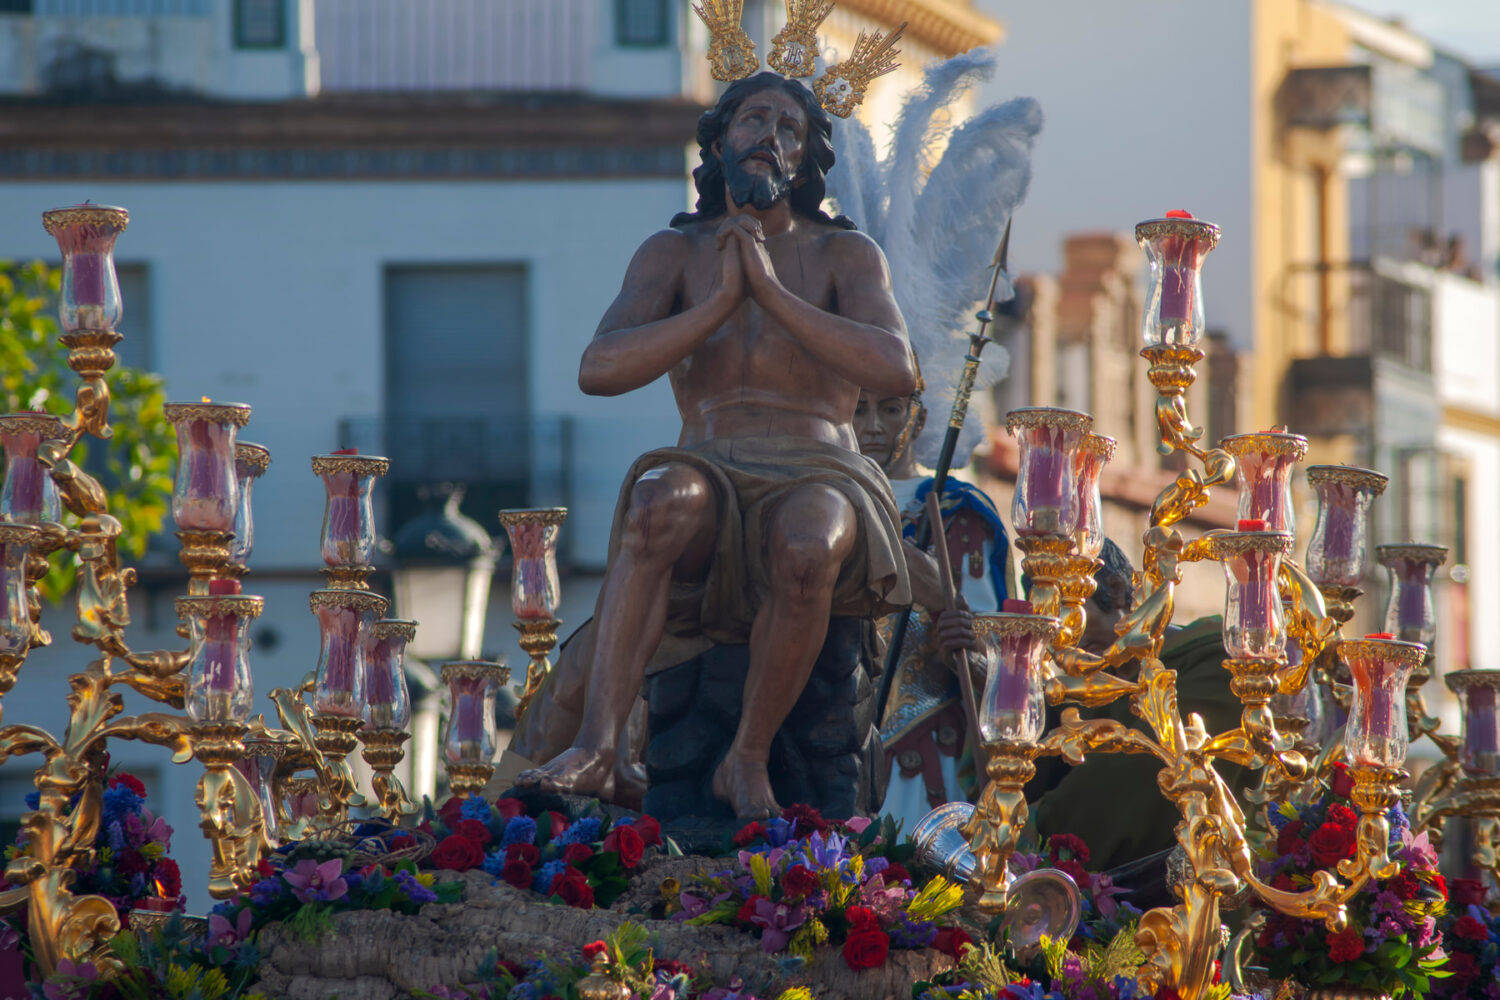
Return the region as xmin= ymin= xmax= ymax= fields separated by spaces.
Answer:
xmin=517 ymin=72 xmax=914 ymax=819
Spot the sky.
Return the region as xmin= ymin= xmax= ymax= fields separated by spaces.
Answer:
xmin=1339 ymin=0 xmax=1500 ymax=63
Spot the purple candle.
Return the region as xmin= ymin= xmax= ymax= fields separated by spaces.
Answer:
xmin=1340 ymin=635 xmax=1423 ymax=768
xmin=313 ymin=452 xmax=386 ymax=569
xmin=1158 ymin=211 xmax=1198 ymax=323
xmin=1463 ymin=683 xmax=1499 ymax=774
xmin=166 ymin=402 xmax=250 ymax=534
xmin=1221 ymin=524 xmax=1288 ymax=660
xmin=311 ymin=591 xmax=385 ymax=718
xmin=0 ymin=415 xmax=62 ymax=524
xmin=1306 ymin=467 xmax=1387 ymax=588
xmin=975 ymin=612 xmax=1056 ymax=743
xmin=500 ymin=509 xmax=566 ymax=622
xmin=1007 ymin=409 xmax=1090 ymax=536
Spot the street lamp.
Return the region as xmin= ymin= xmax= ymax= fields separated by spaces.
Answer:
xmin=390 ymin=483 xmax=499 ymax=800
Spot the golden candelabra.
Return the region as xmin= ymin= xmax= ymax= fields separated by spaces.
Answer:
xmin=961 ymin=214 xmax=1428 ymax=1000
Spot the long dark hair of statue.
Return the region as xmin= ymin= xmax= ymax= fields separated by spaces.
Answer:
xmin=671 ymin=73 xmax=856 ymax=231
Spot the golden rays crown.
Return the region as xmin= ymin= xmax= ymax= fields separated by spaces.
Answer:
xmin=691 ymin=0 xmax=905 ymax=119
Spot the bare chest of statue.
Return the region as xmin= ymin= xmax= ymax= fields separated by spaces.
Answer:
xmin=670 ymin=222 xmax=857 ymax=446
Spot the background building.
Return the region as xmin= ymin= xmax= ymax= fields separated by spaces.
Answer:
xmin=0 ymin=0 xmax=1002 ymax=906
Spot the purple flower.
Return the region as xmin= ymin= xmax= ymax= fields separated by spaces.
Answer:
xmin=283 ymin=858 xmax=348 ymax=904
xmin=0 ymin=921 xmax=18 ymax=951
xmin=249 ymin=877 xmax=281 ymax=906
xmin=41 ymin=959 xmax=100 ymax=1000
xmin=106 ymin=820 xmax=126 ymax=852
xmin=749 ymin=896 xmax=805 ymax=953
xmin=207 ymin=907 xmax=253 ymax=948
xmin=396 ymin=869 xmax=438 ymax=904
xmin=803 ymin=831 xmax=847 ymax=870
xmin=761 ymin=817 xmax=795 ymax=847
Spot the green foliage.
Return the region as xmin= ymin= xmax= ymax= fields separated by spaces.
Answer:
xmin=0 ymin=260 xmax=174 ymax=602
xmin=104 ymin=917 xmax=265 ymax=1000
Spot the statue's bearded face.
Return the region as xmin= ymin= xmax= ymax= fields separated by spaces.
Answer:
xmin=718 ymin=88 xmax=808 ymax=212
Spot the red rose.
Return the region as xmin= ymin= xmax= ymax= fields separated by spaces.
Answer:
xmin=505 ymin=843 xmax=540 ymax=867
xmin=782 ymin=803 xmax=829 ymax=835
xmin=1325 ymin=804 xmax=1357 ymax=829
xmin=117 ymin=849 xmax=148 ymax=876
xmin=1453 ymin=915 xmax=1489 ymax=942
xmin=845 ymin=905 xmax=878 ymax=930
xmin=546 ymin=811 xmax=569 ymax=839
xmin=562 ymin=843 xmax=594 ymax=865
xmin=656 ymin=959 xmax=692 ymax=978
xmin=582 ymin=940 xmax=608 ymax=961
xmin=500 ymin=858 xmax=532 ymax=889
xmin=1057 ymin=859 xmax=1090 ymax=886
xmin=1330 ymin=763 xmax=1354 ymax=799
xmin=1445 ymin=951 xmax=1481 ymax=986
xmin=552 ymin=872 xmax=595 ymax=909
xmin=1275 ymin=820 xmax=1305 ymax=856
xmin=736 ymin=895 xmax=766 ymax=925
xmin=388 ymin=833 xmax=415 ymax=851
xmin=1048 ymin=834 xmax=1091 ymax=866
xmin=1390 ymin=872 xmax=1421 ymax=901
xmin=842 ymin=928 xmax=890 ymax=970
xmin=1307 ymin=822 xmax=1357 ymax=867
xmin=154 ymin=858 xmax=182 ymax=899
xmin=602 ymin=824 xmax=644 ymax=868
xmin=437 ymin=796 xmax=466 ymax=826
xmin=633 ymin=816 xmax=662 ymax=847
xmin=732 ymin=822 xmax=764 ymax=848
xmin=932 ymin=926 xmax=973 ymax=959
xmin=109 ymin=773 xmax=147 ymax=797
xmin=432 ymin=834 xmax=485 ymax=872
xmin=1451 ymin=878 xmax=1488 ymax=908
xmin=1326 ymin=926 xmax=1364 ymax=963
xmin=1271 ymin=872 xmax=1295 ymax=892
xmin=257 ymin=858 xmax=276 ymax=878
xmin=881 ymin=862 xmax=911 ymax=885
xmin=494 ymin=797 xmax=526 ymax=821
xmin=782 ymin=865 xmax=819 ymax=899
xmin=455 ymin=819 xmax=492 ymax=847
xmin=1431 ymin=873 xmax=1448 ymax=899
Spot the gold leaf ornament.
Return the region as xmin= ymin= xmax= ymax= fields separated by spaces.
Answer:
xmin=813 ymin=22 xmax=906 ymax=118
xmin=694 ymin=0 xmax=759 ymax=81
xmin=768 ymin=0 xmax=834 ymax=77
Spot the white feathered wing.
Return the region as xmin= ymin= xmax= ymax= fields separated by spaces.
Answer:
xmin=824 ymin=49 xmax=1043 ymax=470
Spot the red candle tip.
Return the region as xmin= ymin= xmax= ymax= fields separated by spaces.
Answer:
xmin=208 ymin=579 xmax=242 ymax=595
xmin=1366 ymin=632 xmax=1396 ymax=640
xmin=1165 ymin=210 xmax=1195 ymax=219
xmin=1237 ymin=519 xmax=1267 ymax=531
xmin=332 ymin=447 xmax=358 ymax=455
xmin=1003 ymin=598 xmax=1035 ymax=613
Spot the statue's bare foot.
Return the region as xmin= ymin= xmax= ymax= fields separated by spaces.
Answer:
xmin=712 ymin=752 xmax=781 ymax=820
xmin=515 ymin=747 xmax=615 ymax=798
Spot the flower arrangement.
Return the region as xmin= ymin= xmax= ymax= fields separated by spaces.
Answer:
xmin=31 ymin=916 xmax=269 ymax=1000
xmin=1 ymin=768 xmax=184 ymax=982
xmin=418 ymin=921 xmax=816 ymax=1000
xmin=210 ymin=848 xmax=462 ymax=948
xmin=1007 ymin=835 xmax=1139 ymax=947
xmin=1253 ymin=762 xmax=1450 ymax=998
xmin=675 ymin=807 xmax=971 ymax=971
xmin=414 ymin=793 xmax=666 ymax=910
xmin=1431 ymin=877 xmax=1500 ymax=1000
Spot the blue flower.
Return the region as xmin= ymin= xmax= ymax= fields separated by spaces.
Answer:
xmin=531 ymin=859 xmax=566 ymax=894
xmin=106 ymin=821 xmax=126 ymax=852
xmin=100 ymin=786 xmax=142 ymax=826
xmin=460 ymin=794 xmax=492 ymax=822
xmin=343 ymin=871 xmax=364 ymax=894
xmin=481 ymin=850 xmax=507 ymax=878
xmin=501 ymin=816 xmax=537 ymax=849
xmin=553 ymin=817 xmax=600 ymax=847
xmin=23 ymin=791 xmax=39 ymax=811
xmin=762 ymin=817 xmax=794 ymax=847
xmin=249 ymin=878 xmax=281 ymax=906
xmin=889 ymin=914 xmax=937 ymax=949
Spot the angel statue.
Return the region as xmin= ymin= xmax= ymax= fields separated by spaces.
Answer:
xmin=825 ymin=49 xmax=1042 ymax=833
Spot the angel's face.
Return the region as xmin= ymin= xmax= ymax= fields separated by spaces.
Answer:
xmin=855 ymin=389 xmax=920 ymax=471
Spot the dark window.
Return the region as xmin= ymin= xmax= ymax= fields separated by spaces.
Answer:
xmin=114 ymin=262 xmax=151 ymax=372
xmin=234 ymin=0 xmax=285 ymax=48
xmin=0 ymin=0 xmax=33 ymax=13
xmin=381 ymin=265 xmax=530 ymax=529
xmin=616 ymin=0 xmax=669 ymax=47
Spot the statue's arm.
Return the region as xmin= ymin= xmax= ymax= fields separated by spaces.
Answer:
xmin=579 ymin=229 xmax=740 ymax=396
xmin=730 ymin=225 xmax=915 ymax=396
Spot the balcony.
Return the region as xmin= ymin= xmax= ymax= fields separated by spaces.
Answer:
xmin=1281 ymin=63 xmax=1445 ymax=157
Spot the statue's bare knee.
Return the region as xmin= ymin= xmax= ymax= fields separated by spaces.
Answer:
xmin=620 ymin=463 xmax=715 ymax=567
xmin=766 ymin=485 xmax=857 ymax=604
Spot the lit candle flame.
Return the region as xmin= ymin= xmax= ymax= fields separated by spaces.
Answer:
xmin=201 ymin=396 xmax=212 ymax=403
xmin=153 ymin=876 xmax=167 ymax=897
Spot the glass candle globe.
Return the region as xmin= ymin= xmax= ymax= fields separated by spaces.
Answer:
xmin=1304 ymin=466 xmax=1388 ymax=588
xmin=1220 ymin=431 xmax=1307 ymax=538
xmin=230 ymin=442 xmax=271 ymax=569
xmin=1375 ymin=544 xmax=1446 ymax=648
xmin=42 ymin=204 xmax=128 ymax=333
xmin=441 ymin=660 xmax=508 ymax=766
xmin=178 ymin=582 xmax=263 ymax=724
xmin=312 ymin=452 xmax=388 ymax=570
xmin=974 ymin=611 xmax=1059 ymax=743
xmin=1073 ymin=434 xmax=1115 ymax=560
xmin=1135 ymin=213 xmax=1220 ymax=349
xmin=164 ymin=402 xmax=252 ymax=534
xmin=1215 ymin=527 xmax=1293 ymax=660
xmin=311 ymin=590 xmax=387 ymax=717
xmin=1340 ymin=636 xmax=1425 ymax=769
xmin=1448 ymin=672 xmax=1500 ymax=777
xmin=363 ymin=619 xmax=417 ymax=732
xmin=1005 ymin=408 xmax=1092 ymax=537
xmin=0 ymin=414 xmax=63 ymax=524
xmin=0 ymin=524 xmax=40 ymax=661
xmin=498 ymin=508 xmax=566 ymax=621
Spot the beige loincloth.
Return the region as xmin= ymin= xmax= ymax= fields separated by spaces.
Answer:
xmin=605 ymin=436 xmax=910 ymax=669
